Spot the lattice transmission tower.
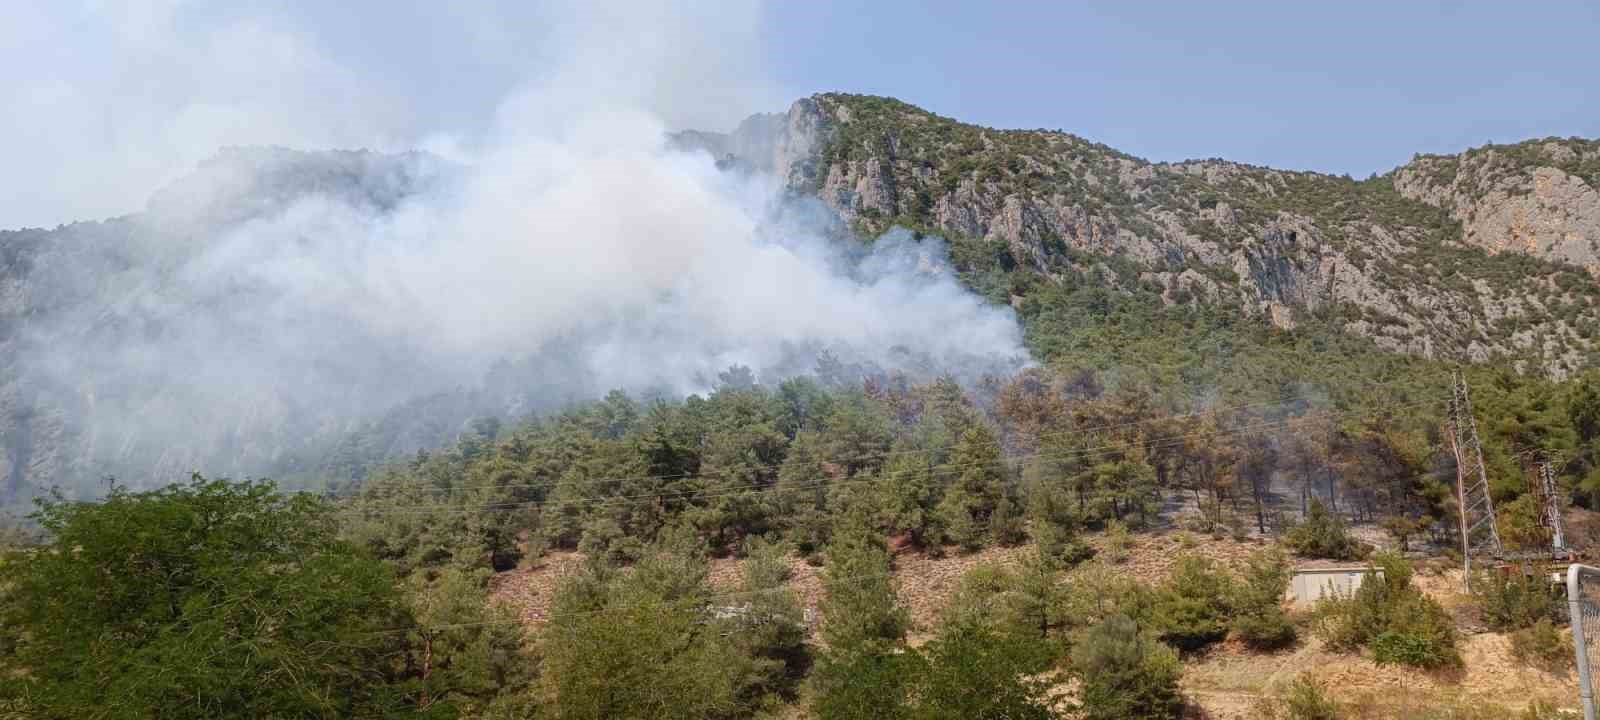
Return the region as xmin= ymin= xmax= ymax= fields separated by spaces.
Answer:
xmin=1447 ymin=370 xmax=1501 ymax=586
xmin=1525 ymin=455 xmax=1569 ymax=556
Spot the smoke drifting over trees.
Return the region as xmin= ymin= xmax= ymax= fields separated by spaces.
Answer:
xmin=0 ymin=2 xmax=1028 ymax=499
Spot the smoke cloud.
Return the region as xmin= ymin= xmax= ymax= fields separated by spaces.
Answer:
xmin=2 ymin=1 xmax=1029 ymax=494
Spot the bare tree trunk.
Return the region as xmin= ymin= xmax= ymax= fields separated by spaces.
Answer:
xmin=1253 ymin=481 xmax=1267 ymax=534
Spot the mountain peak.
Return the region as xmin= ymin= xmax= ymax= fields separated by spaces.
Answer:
xmin=682 ymin=93 xmax=1600 ymax=377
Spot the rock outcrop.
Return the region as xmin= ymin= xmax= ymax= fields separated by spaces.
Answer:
xmin=1393 ymin=139 xmax=1600 ymax=275
xmin=676 ymin=94 xmax=1600 ymax=378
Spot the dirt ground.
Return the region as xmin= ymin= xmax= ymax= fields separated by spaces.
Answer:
xmin=1181 ymin=632 xmax=1579 ymax=718
xmin=488 ymin=531 xmax=1583 ymax=717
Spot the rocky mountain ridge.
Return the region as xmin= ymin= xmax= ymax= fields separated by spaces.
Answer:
xmin=677 ymin=94 xmax=1600 ymax=377
xmin=4 ymin=95 xmax=1599 ymax=507
xmin=1393 ymin=138 xmax=1600 ymax=272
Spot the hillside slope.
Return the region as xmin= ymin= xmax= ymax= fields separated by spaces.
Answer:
xmin=678 ymin=94 xmax=1600 ymax=377
xmin=0 ymin=148 xmax=475 ymax=503
xmin=1395 ymin=138 xmax=1600 ymax=272
xmin=5 ymin=96 xmax=1599 ymax=506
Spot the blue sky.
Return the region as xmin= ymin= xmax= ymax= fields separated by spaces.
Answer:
xmin=765 ymin=1 xmax=1600 ymax=176
xmin=3 ymin=1 xmax=1597 ymax=227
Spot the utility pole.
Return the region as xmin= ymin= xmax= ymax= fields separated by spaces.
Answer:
xmin=1447 ymin=370 xmax=1501 ymax=591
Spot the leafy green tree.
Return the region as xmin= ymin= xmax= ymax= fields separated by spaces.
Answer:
xmin=989 ymin=489 xmax=1028 ymax=546
xmin=726 ymin=537 xmax=808 ymax=702
xmin=1071 ymin=614 xmax=1183 ymax=720
xmin=1024 ymin=468 xmax=1095 ymax=566
xmin=881 ymin=448 xmax=945 ymax=548
xmin=776 ymin=376 xmax=835 ymax=438
xmin=818 ymin=392 xmax=895 ymax=478
xmin=0 ymin=476 xmax=431 ymax=719
xmin=941 ymin=557 xmax=1070 ymax=647
xmin=1570 ymin=372 xmax=1600 ymax=505
xmin=1087 ymin=457 xmax=1159 ymax=526
xmin=1060 ymin=561 xmax=1156 ymax=631
xmin=1572 ymin=372 xmax=1600 ymax=444
xmin=808 ymin=650 xmax=921 ymax=720
xmin=692 ymin=420 xmax=785 ymax=554
xmin=817 ymin=521 xmax=909 ymax=653
xmin=775 ymin=431 xmax=834 ymax=553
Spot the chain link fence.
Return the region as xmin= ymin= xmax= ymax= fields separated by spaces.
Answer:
xmin=1568 ymin=565 xmax=1600 ymax=720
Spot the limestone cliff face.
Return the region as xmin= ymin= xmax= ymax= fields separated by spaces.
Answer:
xmin=1393 ymin=139 xmax=1600 ymax=275
xmin=677 ymin=94 xmax=1600 ymax=378
xmin=669 ymin=97 xmax=830 ymax=189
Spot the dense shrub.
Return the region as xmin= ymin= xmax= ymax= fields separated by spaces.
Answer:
xmin=1104 ymin=519 xmax=1133 ymax=564
xmin=1072 ymin=614 xmax=1183 ymax=720
xmin=0 ymin=477 xmax=521 ymax=719
xmin=1284 ymin=499 xmax=1367 ymax=561
xmin=1253 ymin=675 xmax=1342 ymax=720
xmin=1150 ymin=555 xmax=1234 ymax=652
xmin=1235 ymin=611 xmax=1298 ymax=651
xmin=1314 ymin=553 xmax=1460 ymax=669
xmin=913 ymin=618 xmax=1058 ymax=720
xmin=1509 ymin=618 xmax=1573 ymax=673
xmin=538 ymin=544 xmax=782 ymax=720
xmin=808 ymin=650 xmax=920 ymax=720
xmin=810 ymin=520 xmax=917 ymax=718
xmin=1473 ymin=567 xmax=1564 ymax=631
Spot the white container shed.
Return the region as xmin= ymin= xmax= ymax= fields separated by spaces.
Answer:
xmin=1288 ymin=564 xmax=1382 ymax=607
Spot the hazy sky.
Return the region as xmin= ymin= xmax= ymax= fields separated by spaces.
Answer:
xmin=765 ymin=1 xmax=1600 ymax=177
xmin=3 ymin=0 xmax=1597 ymax=228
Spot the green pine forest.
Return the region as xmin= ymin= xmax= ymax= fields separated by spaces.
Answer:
xmin=4 ymin=118 xmax=1600 ymax=718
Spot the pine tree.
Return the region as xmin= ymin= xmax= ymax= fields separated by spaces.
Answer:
xmin=936 ymin=424 xmax=1008 ymax=551
xmin=1072 ymin=615 xmax=1183 ymax=720
xmin=818 ymin=520 xmax=909 ymax=652
xmin=810 ymin=520 xmax=918 ymax=720
xmin=776 ymin=431 xmax=834 ymax=553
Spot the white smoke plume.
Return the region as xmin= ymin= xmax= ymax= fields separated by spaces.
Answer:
xmin=1 ymin=1 xmax=1029 ymax=493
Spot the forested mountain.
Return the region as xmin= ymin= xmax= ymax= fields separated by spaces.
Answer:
xmin=3 ymin=93 xmax=1599 ymax=512
xmin=679 ymin=94 xmax=1600 ymax=376
xmin=4 ymin=94 xmax=1600 ymax=719
xmin=0 ymin=148 xmax=470 ymax=505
